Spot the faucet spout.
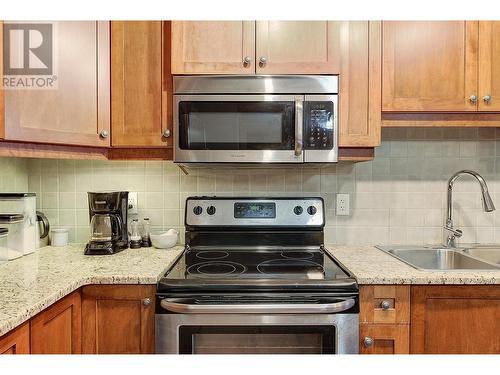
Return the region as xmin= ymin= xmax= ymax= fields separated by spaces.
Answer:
xmin=445 ymin=170 xmax=495 ymax=247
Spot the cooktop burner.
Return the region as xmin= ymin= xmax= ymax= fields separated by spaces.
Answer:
xmin=186 ymin=260 xmax=247 ymax=278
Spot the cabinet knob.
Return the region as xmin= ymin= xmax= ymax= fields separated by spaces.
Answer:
xmin=469 ymin=95 xmax=478 ymax=103
xmin=99 ymin=130 xmax=109 ymax=139
xmin=243 ymin=56 xmax=252 ymax=66
xmin=380 ymin=300 xmax=391 ymax=310
xmin=162 ymin=129 xmax=171 ymax=138
xmin=259 ymin=56 xmax=267 ymax=66
xmin=142 ymin=298 xmax=151 ymax=306
xmin=363 ymin=337 xmax=374 ymax=348
xmin=483 ymin=95 xmax=492 ymax=103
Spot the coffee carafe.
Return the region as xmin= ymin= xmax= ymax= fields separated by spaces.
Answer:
xmin=85 ymin=191 xmax=129 ymax=255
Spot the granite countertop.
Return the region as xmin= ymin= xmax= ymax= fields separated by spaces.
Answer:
xmin=0 ymin=244 xmax=183 ymax=337
xmin=326 ymin=245 xmax=500 ymax=285
xmin=1 ymin=243 xmax=500 ymax=338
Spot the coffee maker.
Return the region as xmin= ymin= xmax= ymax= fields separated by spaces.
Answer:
xmin=85 ymin=191 xmax=129 ymax=255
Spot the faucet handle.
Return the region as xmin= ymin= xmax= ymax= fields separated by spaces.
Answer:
xmin=444 ymin=226 xmax=463 ymax=238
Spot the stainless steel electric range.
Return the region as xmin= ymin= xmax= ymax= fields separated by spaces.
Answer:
xmin=156 ymin=197 xmax=359 ymax=354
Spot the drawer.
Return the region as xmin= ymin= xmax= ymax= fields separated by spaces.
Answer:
xmin=360 ymin=285 xmax=410 ymax=324
xmin=359 ymin=324 xmax=410 ymax=354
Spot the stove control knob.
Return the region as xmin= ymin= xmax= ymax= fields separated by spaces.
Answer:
xmin=193 ymin=206 xmax=203 ymax=215
xmin=307 ymin=206 xmax=317 ymax=215
xmin=207 ymin=206 xmax=216 ymax=215
xmin=293 ymin=206 xmax=303 ymax=215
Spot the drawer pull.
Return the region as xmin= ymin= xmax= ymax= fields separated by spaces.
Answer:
xmin=380 ymin=300 xmax=391 ymax=310
xmin=142 ymin=298 xmax=152 ymax=306
xmin=363 ymin=337 xmax=374 ymax=348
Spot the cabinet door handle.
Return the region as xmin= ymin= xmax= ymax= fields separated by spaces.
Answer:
xmin=259 ymin=56 xmax=267 ymax=66
xmin=142 ymin=298 xmax=152 ymax=306
xmin=162 ymin=129 xmax=171 ymax=138
xmin=243 ymin=56 xmax=252 ymax=66
xmin=483 ymin=95 xmax=492 ymax=103
xmin=469 ymin=95 xmax=478 ymax=103
xmin=99 ymin=130 xmax=109 ymax=139
xmin=380 ymin=300 xmax=391 ymax=310
xmin=363 ymin=337 xmax=374 ymax=348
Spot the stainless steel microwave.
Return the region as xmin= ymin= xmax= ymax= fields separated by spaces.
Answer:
xmin=173 ymin=75 xmax=338 ymax=165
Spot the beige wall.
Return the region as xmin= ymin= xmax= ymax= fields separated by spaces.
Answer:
xmin=20 ymin=127 xmax=500 ymax=246
xmin=0 ymin=158 xmax=29 ymax=192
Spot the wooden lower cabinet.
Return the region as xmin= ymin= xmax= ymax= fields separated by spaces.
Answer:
xmin=411 ymin=285 xmax=500 ymax=354
xmin=81 ymin=285 xmax=155 ymax=354
xmin=0 ymin=322 xmax=30 ymax=354
xmin=360 ymin=324 xmax=409 ymax=354
xmin=30 ymin=291 xmax=81 ymax=354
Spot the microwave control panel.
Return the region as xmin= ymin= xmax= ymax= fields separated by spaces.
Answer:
xmin=304 ymin=101 xmax=334 ymax=150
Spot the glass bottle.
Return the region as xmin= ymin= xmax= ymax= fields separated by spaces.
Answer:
xmin=141 ymin=217 xmax=152 ymax=247
xmin=129 ymin=219 xmax=142 ymax=249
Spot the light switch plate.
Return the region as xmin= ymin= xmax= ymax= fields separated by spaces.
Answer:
xmin=336 ymin=193 xmax=350 ymax=216
xmin=128 ymin=192 xmax=138 ymax=215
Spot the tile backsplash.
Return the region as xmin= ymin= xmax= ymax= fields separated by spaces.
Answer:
xmin=14 ymin=127 xmax=500 ymax=246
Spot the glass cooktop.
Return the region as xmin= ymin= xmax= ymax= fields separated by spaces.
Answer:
xmin=158 ymin=247 xmax=357 ymax=293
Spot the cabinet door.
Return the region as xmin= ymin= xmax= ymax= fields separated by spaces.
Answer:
xmin=3 ymin=21 xmax=110 ymax=146
xmin=111 ymin=21 xmax=172 ymax=147
xmin=30 ymin=291 xmax=81 ymax=354
xmin=411 ymin=286 xmax=500 ymax=354
xmin=0 ymin=322 xmax=30 ymax=354
xmin=337 ymin=21 xmax=381 ymax=147
xmin=256 ymin=21 xmax=340 ymax=74
xmin=82 ymin=285 xmax=155 ymax=354
xmin=478 ymin=21 xmax=500 ymax=111
xmin=359 ymin=324 xmax=409 ymax=354
xmin=382 ymin=21 xmax=478 ymax=112
xmin=171 ymin=21 xmax=255 ymax=74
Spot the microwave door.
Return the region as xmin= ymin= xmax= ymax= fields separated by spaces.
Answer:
xmin=174 ymin=95 xmax=304 ymax=164
xmin=303 ymin=95 xmax=338 ymax=163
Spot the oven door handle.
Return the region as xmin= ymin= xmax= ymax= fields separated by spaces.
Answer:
xmin=160 ymin=298 xmax=355 ymax=314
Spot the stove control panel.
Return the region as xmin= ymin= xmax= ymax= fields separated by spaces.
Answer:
xmin=185 ymin=197 xmax=324 ymax=227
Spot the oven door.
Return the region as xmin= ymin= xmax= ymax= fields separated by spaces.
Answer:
xmin=156 ymin=295 xmax=358 ymax=354
xmin=174 ymin=95 xmax=304 ymax=163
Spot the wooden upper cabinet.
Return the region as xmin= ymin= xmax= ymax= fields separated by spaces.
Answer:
xmin=111 ymin=21 xmax=172 ymax=147
xmin=0 ymin=322 xmax=30 ymax=354
xmin=82 ymin=285 xmax=155 ymax=354
xmin=255 ymin=21 xmax=340 ymax=74
xmin=382 ymin=21 xmax=478 ymax=112
xmin=30 ymin=291 xmax=81 ymax=354
xmin=3 ymin=21 xmax=110 ymax=146
xmin=171 ymin=21 xmax=255 ymax=74
xmin=337 ymin=21 xmax=381 ymax=147
xmin=478 ymin=21 xmax=500 ymax=111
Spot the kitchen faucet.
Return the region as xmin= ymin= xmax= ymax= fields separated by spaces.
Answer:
xmin=444 ymin=170 xmax=496 ymax=247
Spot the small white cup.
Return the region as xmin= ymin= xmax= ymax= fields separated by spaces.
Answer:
xmin=50 ymin=228 xmax=69 ymax=247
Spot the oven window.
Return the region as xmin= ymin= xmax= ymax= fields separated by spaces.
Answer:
xmin=178 ymin=325 xmax=335 ymax=354
xmin=178 ymin=101 xmax=295 ymax=150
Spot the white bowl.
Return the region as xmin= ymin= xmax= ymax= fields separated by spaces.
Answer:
xmin=150 ymin=229 xmax=178 ymax=249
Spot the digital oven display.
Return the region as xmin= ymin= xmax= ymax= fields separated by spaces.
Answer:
xmin=234 ymin=202 xmax=276 ymax=219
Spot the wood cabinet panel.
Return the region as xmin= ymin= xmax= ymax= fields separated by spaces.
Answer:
xmin=3 ymin=21 xmax=110 ymax=146
xmin=360 ymin=324 xmax=409 ymax=354
xmin=382 ymin=21 xmax=478 ymax=112
xmin=360 ymin=285 xmax=410 ymax=324
xmin=171 ymin=21 xmax=255 ymax=74
xmin=338 ymin=21 xmax=381 ymax=147
xmin=411 ymin=285 xmax=500 ymax=354
xmin=0 ymin=21 xmax=4 ymax=139
xmin=256 ymin=21 xmax=340 ymax=74
xmin=30 ymin=291 xmax=81 ymax=354
xmin=478 ymin=21 xmax=500 ymax=111
xmin=0 ymin=322 xmax=30 ymax=354
xmin=111 ymin=21 xmax=171 ymax=147
xmin=82 ymin=285 xmax=155 ymax=354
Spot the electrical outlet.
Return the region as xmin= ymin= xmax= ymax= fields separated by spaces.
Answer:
xmin=128 ymin=192 xmax=138 ymax=215
xmin=336 ymin=193 xmax=350 ymax=216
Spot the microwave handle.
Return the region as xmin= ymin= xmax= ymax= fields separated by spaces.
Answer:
xmin=294 ymin=99 xmax=303 ymax=157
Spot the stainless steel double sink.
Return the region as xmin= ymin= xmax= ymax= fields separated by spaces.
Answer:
xmin=376 ymin=245 xmax=500 ymax=271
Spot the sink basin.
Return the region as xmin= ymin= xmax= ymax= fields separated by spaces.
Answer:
xmin=463 ymin=247 xmax=500 ymax=265
xmin=376 ymin=246 xmax=500 ymax=271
